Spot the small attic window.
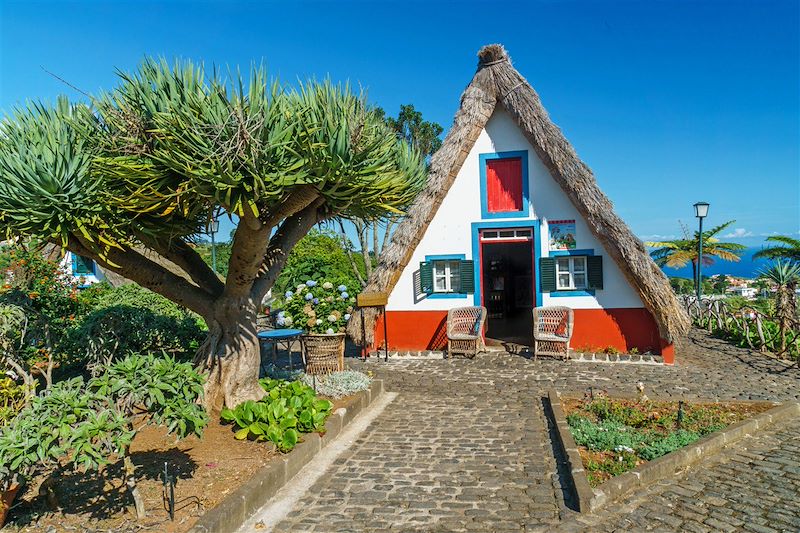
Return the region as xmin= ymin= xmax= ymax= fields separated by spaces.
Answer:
xmin=486 ymin=157 xmax=523 ymax=212
xmin=479 ymin=150 xmax=529 ymax=219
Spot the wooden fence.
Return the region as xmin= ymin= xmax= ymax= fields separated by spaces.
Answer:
xmin=682 ymin=296 xmax=799 ymax=361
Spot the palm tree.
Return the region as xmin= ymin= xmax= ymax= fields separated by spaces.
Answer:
xmin=646 ymin=221 xmax=746 ymax=291
xmin=753 ymin=235 xmax=800 ymax=264
xmin=757 ymin=260 xmax=800 ymax=353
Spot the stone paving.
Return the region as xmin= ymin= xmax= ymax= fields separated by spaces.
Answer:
xmin=271 ymin=329 xmax=799 ymax=532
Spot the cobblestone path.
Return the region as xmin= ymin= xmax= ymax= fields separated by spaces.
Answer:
xmin=271 ymin=330 xmax=799 ymax=532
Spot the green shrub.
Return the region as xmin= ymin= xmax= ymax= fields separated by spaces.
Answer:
xmin=275 ymin=229 xmax=363 ymax=299
xmin=65 ymin=285 xmax=206 ymax=367
xmin=0 ymin=353 xmax=207 ymax=514
xmin=0 ymin=378 xmax=27 ymax=427
xmin=0 ymin=248 xmax=83 ymax=369
xmin=637 ymin=430 xmax=700 ymax=461
xmin=567 ymin=415 xmax=646 ymax=451
xmin=221 ymin=378 xmax=333 ymax=452
xmin=586 ymin=398 xmax=648 ymax=427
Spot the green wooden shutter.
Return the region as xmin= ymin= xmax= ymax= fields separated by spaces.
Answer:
xmin=459 ymin=260 xmax=475 ymax=293
xmin=419 ymin=262 xmax=434 ymax=294
xmin=587 ymin=255 xmax=604 ymax=290
xmin=539 ymin=257 xmax=556 ymax=292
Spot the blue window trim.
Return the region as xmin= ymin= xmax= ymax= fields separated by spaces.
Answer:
xmin=548 ymin=249 xmax=595 ymax=297
xmin=71 ymin=253 xmax=96 ymax=276
xmin=424 ymin=254 xmax=468 ymax=299
xmin=479 ymin=150 xmax=530 ymax=219
xmin=470 ymin=220 xmax=541 ymax=308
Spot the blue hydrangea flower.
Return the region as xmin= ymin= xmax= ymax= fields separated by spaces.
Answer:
xmin=284 ymin=291 xmax=293 ymax=298
xmin=337 ymin=284 xmax=347 ymax=292
xmin=312 ymin=298 xmax=319 ymax=305
xmin=305 ymin=292 xmax=313 ymax=301
xmin=341 ymin=292 xmax=349 ymax=299
xmin=306 ymin=280 xmax=317 ymax=287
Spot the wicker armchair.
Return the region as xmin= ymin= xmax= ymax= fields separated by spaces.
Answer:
xmin=532 ymin=306 xmax=574 ymax=361
xmin=446 ymin=306 xmax=487 ymax=359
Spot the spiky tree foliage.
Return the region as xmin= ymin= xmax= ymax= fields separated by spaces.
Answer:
xmin=0 ymin=60 xmax=426 ymax=409
xmin=753 ymin=235 xmax=800 ymax=264
xmin=646 ymin=221 xmax=746 ymax=290
xmin=758 ymin=260 xmax=800 ymax=352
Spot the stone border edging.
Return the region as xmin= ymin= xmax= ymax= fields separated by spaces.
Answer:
xmin=188 ymin=380 xmax=385 ymax=533
xmin=546 ymin=389 xmax=800 ymax=514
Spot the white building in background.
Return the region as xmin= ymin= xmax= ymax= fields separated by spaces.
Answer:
xmin=60 ymin=251 xmax=105 ymax=287
xmin=728 ymin=286 xmax=757 ymax=299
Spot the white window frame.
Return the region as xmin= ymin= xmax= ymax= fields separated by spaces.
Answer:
xmin=555 ymin=256 xmax=588 ymax=291
xmin=432 ymin=260 xmax=460 ymax=293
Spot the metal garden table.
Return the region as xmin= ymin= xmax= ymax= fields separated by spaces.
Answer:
xmin=257 ymin=329 xmax=303 ymax=371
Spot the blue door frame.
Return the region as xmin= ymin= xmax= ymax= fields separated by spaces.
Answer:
xmin=470 ymin=220 xmax=542 ymax=309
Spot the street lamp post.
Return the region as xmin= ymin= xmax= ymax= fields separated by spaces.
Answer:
xmin=209 ymin=217 xmax=220 ymax=273
xmin=693 ymin=202 xmax=709 ymax=302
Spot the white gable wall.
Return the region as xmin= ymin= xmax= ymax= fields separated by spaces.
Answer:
xmin=387 ymin=107 xmax=643 ymax=311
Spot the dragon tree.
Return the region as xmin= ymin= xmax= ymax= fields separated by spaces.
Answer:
xmin=0 ymin=60 xmax=425 ymax=409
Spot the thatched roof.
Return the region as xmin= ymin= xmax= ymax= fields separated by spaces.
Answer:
xmin=348 ymin=44 xmax=690 ymax=346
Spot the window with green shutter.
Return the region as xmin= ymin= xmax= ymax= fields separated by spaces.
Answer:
xmin=419 ymin=256 xmax=475 ymax=297
xmin=540 ymin=254 xmax=603 ymax=294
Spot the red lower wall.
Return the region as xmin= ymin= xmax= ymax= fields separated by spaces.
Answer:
xmin=373 ymin=308 xmax=674 ymax=364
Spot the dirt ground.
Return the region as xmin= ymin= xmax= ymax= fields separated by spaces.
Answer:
xmin=4 ymin=393 xmax=362 ymax=533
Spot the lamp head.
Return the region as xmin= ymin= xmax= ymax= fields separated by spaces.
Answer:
xmin=693 ymin=202 xmax=709 ymax=219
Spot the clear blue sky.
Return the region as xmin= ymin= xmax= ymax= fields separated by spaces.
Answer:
xmin=1 ymin=0 xmax=798 ymax=245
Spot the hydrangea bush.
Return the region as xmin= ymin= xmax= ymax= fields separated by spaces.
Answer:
xmin=279 ymin=280 xmax=355 ymax=334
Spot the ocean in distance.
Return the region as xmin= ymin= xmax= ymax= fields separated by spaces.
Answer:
xmin=660 ymin=247 xmax=774 ymax=280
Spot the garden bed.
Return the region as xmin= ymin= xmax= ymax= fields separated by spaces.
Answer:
xmin=547 ymin=389 xmax=798 ymax=513
xmin=562 ymin=394 xmax=774 ymax=487
xmin=5 ymin=391 xmax=366 ymax=533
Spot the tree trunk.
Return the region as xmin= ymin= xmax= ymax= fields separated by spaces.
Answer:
xmin=195 ymin=295 xmax=264 ymax=412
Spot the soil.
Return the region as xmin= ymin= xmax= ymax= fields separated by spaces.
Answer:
xmin=562 ymin=397 xmax=775 ymax=423
xmin=4 ymin=392 xmax=363 ymax=533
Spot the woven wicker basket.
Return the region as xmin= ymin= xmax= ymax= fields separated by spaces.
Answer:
xmin=301 ymin=333 xmax=345 ymax=375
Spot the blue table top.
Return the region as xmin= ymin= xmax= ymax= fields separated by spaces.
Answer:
xmin=258 ymin=329 xmax=303 ymax=340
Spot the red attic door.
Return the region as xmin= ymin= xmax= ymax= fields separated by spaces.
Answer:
xmin=486 ymin=157 xmax=523 ymax=212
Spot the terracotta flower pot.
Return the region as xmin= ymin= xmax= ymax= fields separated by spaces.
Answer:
xmin=1 ymin=483 xmax=21 ymax=528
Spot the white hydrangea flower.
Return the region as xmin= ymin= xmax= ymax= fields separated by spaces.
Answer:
xmin=325 ymin=328 xmax=334 ymax=334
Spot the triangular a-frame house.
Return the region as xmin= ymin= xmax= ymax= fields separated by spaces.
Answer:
xmin=350 ymin=44 xmax=689 ymax=362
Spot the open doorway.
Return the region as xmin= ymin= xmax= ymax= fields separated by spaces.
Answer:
xmin=479 ymin=229 xmax=534 ymax=346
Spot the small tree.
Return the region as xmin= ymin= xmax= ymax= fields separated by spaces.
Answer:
xmin=0 ymin=61 xmax=425 ymax=409
xmin=753 ymin=235 xmax=800 ymax=264
xmin=646 ymin=220 xmax=746 ymax=291
xmin=757 ymin=261 xmax=800 ymax=353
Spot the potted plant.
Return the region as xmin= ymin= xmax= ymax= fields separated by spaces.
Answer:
xmin=281 ymin=281 xmax=355 ymax=374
